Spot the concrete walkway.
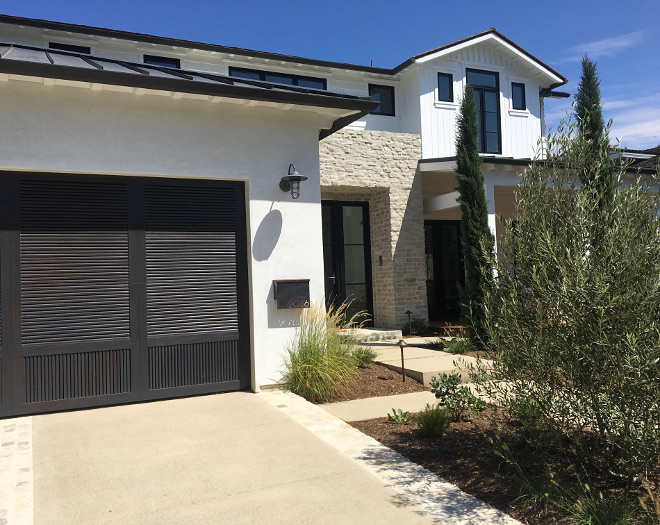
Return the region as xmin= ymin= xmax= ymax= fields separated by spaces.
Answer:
xmin=324 ymin=391 xmax=439 ymax=421
xmin=322 ymin=384 xmax=491 ymax=422
xmin=366 ymin=337 xmax=487 ymax=386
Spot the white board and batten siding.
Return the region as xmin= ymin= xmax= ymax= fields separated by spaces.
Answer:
xmin=418 ymin=42 xmax=544 ymax=160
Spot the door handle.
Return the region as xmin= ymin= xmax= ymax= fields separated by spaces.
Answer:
xmin=326 ymin=275 xmax=336 ymax=284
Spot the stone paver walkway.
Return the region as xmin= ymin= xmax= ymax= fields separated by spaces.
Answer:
xmin=259 ymin=390 xmax=519 ymax=524
xmin=0 ymin=417 xmax=34 ymax=525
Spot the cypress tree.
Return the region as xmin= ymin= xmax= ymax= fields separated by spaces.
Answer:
xmin=455 ymin=85 xmax=495 ymax=348
xmin=575 ymin=55 xmax=605 ymax=149
xmin=574 ymin=55 xmax=614 ymax=233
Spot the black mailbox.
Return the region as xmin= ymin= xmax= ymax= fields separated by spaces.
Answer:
xmin=274 ymin=279 xmax=310 ymax=309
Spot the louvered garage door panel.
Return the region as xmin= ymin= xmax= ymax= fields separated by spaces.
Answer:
xmin=144 ymin=184 xmax=242 ymax=394
xmin=18 ymin=180 xmax=133 ymax=407
xmin=0 ymin=174 xmax=248 ymax=416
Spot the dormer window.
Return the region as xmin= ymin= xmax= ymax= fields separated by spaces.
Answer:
xmin=512 ymin=82 xmax=526 ymax=110
xmin=467 ymin=69 xmax=501 ymax=154
xmin=143 ymin=55 xmax=180 ymax=69
xmin=437 ymin=73 xmax=453 ymax=102
xmin=49 ymin=42 xmax=91 ymax=54
xmin=368 ymin=84 xmax=395 ymax=116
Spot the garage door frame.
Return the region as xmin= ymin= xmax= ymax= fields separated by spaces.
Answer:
xmin=0 ymin=172 xmax=251 ymax=417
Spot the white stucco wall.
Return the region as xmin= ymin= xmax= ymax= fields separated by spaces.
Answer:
xmin=0 ymin=77 xmax=329 ymax=390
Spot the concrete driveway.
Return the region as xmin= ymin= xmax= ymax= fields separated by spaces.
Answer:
xmin=31 ymin=392 xmax=435 ymax=525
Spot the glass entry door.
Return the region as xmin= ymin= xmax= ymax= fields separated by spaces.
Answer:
xmin=322 ymin=201 xmax=373 ymax=324
xmin=425 ymin=220 xmax=464 ymax=321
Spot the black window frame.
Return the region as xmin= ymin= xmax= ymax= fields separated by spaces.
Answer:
xmin=143 ymin=55 xmax=181 ymax=69
xmin=511 ymin=82 xmax=526 ymax=111
xmin=49 ymin=42 xmax=91 ymax=55
xmin=466 ymin=68 xmax=501 ymax=154
xmin=368 ymin=84 xmax=395 ymax=116
xmin=228 ymin=67 xmax=327 ymax=90
xmin=437 ymin=72 xmax=453 ymax=102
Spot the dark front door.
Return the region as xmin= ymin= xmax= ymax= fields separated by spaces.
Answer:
xmin=425 ymin=220 xmax=464 ymax=321
xmin=322 ymin=201 xmax=373 ymax=324
xmin=0 ymin=173 xmax=250 ymax=417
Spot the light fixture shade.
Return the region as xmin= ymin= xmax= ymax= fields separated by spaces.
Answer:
xmin=280 ymin=164 xmax=308 ymax=199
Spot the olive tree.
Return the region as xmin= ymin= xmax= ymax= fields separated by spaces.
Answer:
xmin=476 ymin=123 xmax=660 ymax=487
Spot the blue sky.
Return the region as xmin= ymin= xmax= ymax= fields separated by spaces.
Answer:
xmin=3 ymin=0 xmax=659 ymax=149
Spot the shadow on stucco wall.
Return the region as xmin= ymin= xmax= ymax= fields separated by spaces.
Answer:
xmin=252 ymin=208 xmax=282 ymax=261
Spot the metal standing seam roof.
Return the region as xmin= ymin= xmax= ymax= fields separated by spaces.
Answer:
xmin=0 ymin=42 xmax=378 ymax=140
xmin=0 ymin=14 xmax=567 ymax=87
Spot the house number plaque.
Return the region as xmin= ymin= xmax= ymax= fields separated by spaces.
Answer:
xmin=274 ymin=279 xmax=310 ymax=309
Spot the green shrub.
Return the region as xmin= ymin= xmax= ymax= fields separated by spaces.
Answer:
xmin=351 ymin=347 xmax=378 ymax=368
xmin=445 ymin=337 xmax=474 ymax=355
xmin=475 ymin=121 xmax=660 ymax=485
xmin=388 ymin=408 xmax=411 ymax=424
xmin=430 ymin=372 xmax=486 ymax=421
xmin=416 ymin=403 xmax=451 ymax=438
xmin=282 ymin=301 xmax=366 ymax=403
xmin=403 ymin=318 xmax=427 ymax=336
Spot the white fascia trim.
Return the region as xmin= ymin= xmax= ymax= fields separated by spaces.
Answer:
xmin=414 ymin=34 xmax=563 ymax=87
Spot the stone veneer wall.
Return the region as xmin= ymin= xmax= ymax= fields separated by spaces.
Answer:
xmin=319 ymin=129 xmax=427 ymax=329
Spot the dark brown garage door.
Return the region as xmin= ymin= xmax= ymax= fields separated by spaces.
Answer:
xmin=0 ymin=173 xmax=249 ymax=417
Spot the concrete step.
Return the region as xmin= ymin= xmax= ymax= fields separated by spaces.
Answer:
xmin=359 ymin=337 xmax=489 ymax=386
xmin=377 ymin=358 xmax=475 ymax=386
xmin=341 ymin=327 xmax=403 ymax=342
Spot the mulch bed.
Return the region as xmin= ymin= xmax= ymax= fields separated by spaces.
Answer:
xmin=339 ymin=362 xmax=658 ymax=524
xmin=351 ymin=407 xmax=547 ymax=524
xmin=325 ymin=363 xmax=428 ymax=403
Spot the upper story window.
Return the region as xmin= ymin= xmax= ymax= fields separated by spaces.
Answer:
xmin=368 ymin=84 xmax=395 ymax=116
xmin=228 ymin=67 xmax=327 ymax=90
xmin=512 ymin=82 xmax=526 ymax=110
xmin=49 ymin=42 xmax=91 ymax=54
xmin=467 ymin=68 xmax=500 ymax=154
xmin=143 ymin=55 xmax=181 ymax=69
xmin=437 ymin=73 xmax=453 ymax=102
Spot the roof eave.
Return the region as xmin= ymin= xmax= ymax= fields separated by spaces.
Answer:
xmin=0 ymin=59 xmax=379 ymax=139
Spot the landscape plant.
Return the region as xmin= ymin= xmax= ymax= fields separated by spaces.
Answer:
xmin=454 ymin=84 xmax=495 ymax=349
xmin=416 ymin=403 xmax=452 ymax=438
xmin=281 ymin=300 xmax=366 ymax=403
xmin=430 ymin=372 xmax=485 ymax=421
xmin=444 ymin=337 xmax=474 ymax=355
xmin=350 ymin=346 xmax=378 ymax=368
xmin=403 ymin=317 xmax=428 ymax=336
xmin=388 ymin=408 xmax=412 ymax=424
xmin=474 ymin=117 xmax=660 ymax=504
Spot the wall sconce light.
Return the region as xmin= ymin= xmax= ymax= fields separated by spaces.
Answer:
xmin=280 ymin=164 xmax=308 ymax=199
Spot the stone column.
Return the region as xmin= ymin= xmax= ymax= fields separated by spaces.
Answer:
xmin=319 ymin=129 xmax=427 ymax=329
